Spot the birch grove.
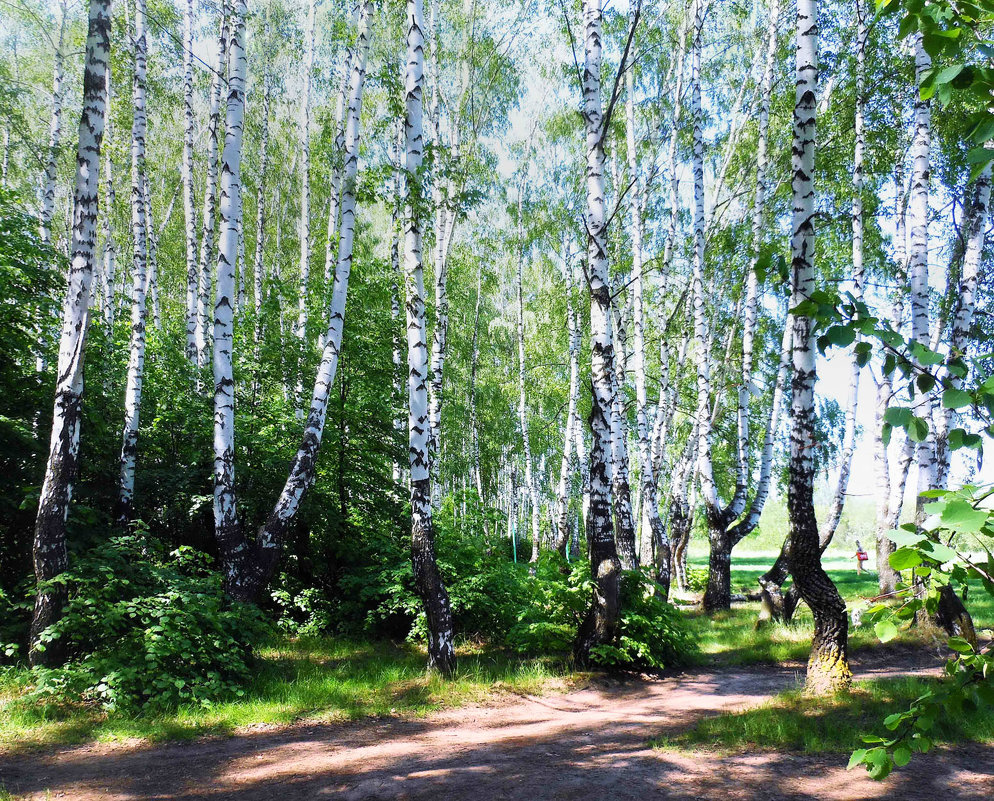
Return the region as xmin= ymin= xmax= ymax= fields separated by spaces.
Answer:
xmin=8 ymin=0 xmax=994 ymax=711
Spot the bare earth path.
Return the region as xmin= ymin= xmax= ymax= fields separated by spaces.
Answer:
xmin=3 ymin=649 xmax=992 ymax=800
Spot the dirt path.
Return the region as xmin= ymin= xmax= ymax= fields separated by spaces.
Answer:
xmin=2 ymin=649 xmax=992 ymax=800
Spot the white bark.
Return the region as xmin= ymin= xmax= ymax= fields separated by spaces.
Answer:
xmin=30 ymin=0 xmax=111 ymax=666
xmin=182 ymin=0 xmax=198 ymax=359
xmin=212 ymin=0 xmax=248 ymax=590
xmin=117 ymin=0 xmax=150 ymax=524
xmin=295 ymin=0 xmax=317 ymax=415
xmin=195 ymin=12 xmax=230 ymax=369
xmin=908 ymin=35 xmax=935 ymax=497
xmin=39 ymin=0 xmax=68 ymax=245
xmin=100 ymin=59 xmax=117 ymax=325
xmin=403 ymin=0 xmax=456 ymax=674
xmin=253 ymin=61 xmax=271 ymax=345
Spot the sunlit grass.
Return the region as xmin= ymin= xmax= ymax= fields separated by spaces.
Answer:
xmin=653 ymin=675 xmax=994 ymax=754
xmin=0 ymin=638 xmax=571 ymax=752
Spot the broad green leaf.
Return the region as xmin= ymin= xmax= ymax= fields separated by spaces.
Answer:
xmin=941 ymin=388 xmax=972 ymax=409
xmin=939 ymin=498 xmax=988 ymax=533
xmin=890 ymin=548 xmax=923 ymax=570
xmin=893 ymin=746 xmax=912 ymax=767
xmin=875 ymin=620 xmax=899 ymax=643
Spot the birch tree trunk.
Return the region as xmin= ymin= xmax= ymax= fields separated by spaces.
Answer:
xmin=514 ymin=194 xmax=541 ymax=563
xmin=294 ymin=0 xmax=317 ymax=417
xmin=39 ymin=0 xmax=67 ymax=245
xmin=182 ymin=0 xmax=198 ymax=359
xmin=908 ymin=35 xmax=935 ymax=498
xmin=403 ymin=0 xmax=456 ymax=676
xmin=116 ymin=0 xmax=151 ymax=525
xmin=218 ymin=0 xmax=375 ymax=603
xmin=469 ymin=264 xmax=484 ymax=503
xmin=212 ymin=0 xmax=248 ymax=593
xmin=195 ymin=13 xmax=229 ymax=369
xmin=610 ymin=297 xmax=638 ymax=569
xmin=935 ymin=165 xmax=991 ymax=486
xmin=100 ymin=60 xmax=117 ymax=325
xmin=787 ymin=0 xmax=851 ymax=694
xmin=574 ymin=0 xmax=621 ymax=668
xmin=553 ymin=248 xmax=579 ymax=554
xmin=253 ymin=59 xmax=271 ymax=346
xmin=625 ymin=22 xmax=669 ymax=592
xmin=391 ymin=126 xmax=405 ymax=486
xmin=29 ymin=0 xmax=111 ymax=667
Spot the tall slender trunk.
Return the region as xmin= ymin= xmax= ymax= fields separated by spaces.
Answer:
xmin=554 ymin=248 xmax=579 ymax=554
xmin=469 ymin=264 xmax=484 ymax=503
xmin=116 ymin=0 xmax=151 ymax=525
xmin=195 ymin=12 xmax=229 ymax=369
xmin=403 ymin=0 xmax=456 ymax=676
xmin=610 ymin=297 xmax=638 ymax=570
xmin=253 ymin=47 xmax=271 ymax=346
xmin=100 ymin=60 xmax=117 ymax=326
xmin=39 ymin=1 xmax=68 ymax=244
xmin=391 ymin=125 xmax=405 ymax=486
xmin=29 ymin=0 xmax=111 ymax=667
xmin=626 ymin=29 xmax=669 ymax=590
xmin=212 ymin=0 xmax=248 ymax=591
xmin=182 ymin=0 xmax=198 ymax=359
xmin=788 ymin=0 xmax=850 ymax=694
xmin=936 ymin=165 xmax=991 ymax=486
xmin=908 ymin=35 xmax=934 ymax=498
xmin=575 ymin=0 xmax=621 ymax=667
xmin=294 ymin=0 xmax=317 ymax=418
xmin=219 ymin=0 xmax=375 ymax=603
xmin=513 ymin=193 xmax=541 ymax=562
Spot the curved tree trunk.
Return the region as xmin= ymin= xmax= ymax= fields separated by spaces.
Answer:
xmin=787 ymin=0 xmax=851 ymax=694
xmin=29 ymin=0 xmax=111 ymax=667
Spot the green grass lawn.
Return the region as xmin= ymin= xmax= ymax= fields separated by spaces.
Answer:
xmin=0 ymin=639 xmax=569 ymax=752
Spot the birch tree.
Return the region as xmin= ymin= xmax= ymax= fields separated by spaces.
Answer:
xmin=182 ymin=0 xmax=198 ymax=360
xmin=403 ymin=0 xmax=456 ymax=676
xmin=195 ymin=12 xmax=229 ymax=368
xmin=116 ymin=0 xmax=151 ymax=525
xmin=787 ymin=0 xmax=851 ymax=694
xmin=38 ymin=0 xmax=67 ymax=245
xmin=29 ymin=0 xmax=111 ymax=666
xmin=574 ymin=0 xmax=624 ymax=667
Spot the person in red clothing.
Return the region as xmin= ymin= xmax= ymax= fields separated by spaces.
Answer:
xmin=854 ymin=539 xmax=869 ymax=574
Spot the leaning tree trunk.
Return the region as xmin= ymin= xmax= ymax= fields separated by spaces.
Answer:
xmin=195 ymin=12 xmax=229 ymax=369
xmin=787 ymin=0 xmax=851 ymax=694
xmin=39 ymin=0 xmax=67 ymax=245
xmin=116 ymin=0 xmax=151 ymax=526
xmin=30 ymin=0 xmax=111 ymax=667
xmin=574 ymin=0 xmax=621 ymax=668
xmin=217 ymin=0 xmax=375 ymax=603
xmin=403 ymin=0 xmax=456 ymax=676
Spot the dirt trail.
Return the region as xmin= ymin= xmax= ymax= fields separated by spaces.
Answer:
xmin=2 ymin=649 xmax=992 ymax=800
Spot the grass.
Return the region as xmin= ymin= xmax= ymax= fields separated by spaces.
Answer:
xmin=653 ymin=675 xmax=994 ymax=754
xmin=0 ymin=637 xmax=570 ymax=752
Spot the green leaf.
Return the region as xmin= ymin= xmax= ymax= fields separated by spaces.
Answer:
xmin=848 ymin=748 xmax=868 ymax=770
xmin=934 ymin=64 xmax=964 ymax=85
xmin=890 ymin=548 xmax=923 ymax=570
xmin=908 ymin=416 xmax=929 ymax=443
xmin=947 ymin=636 xmax=975 ymax=653
xmin=939 ymin=498 xmax=988 ymax=533
xmin=884 ymin=406 xmax=912 ymax=427
xmin=875 ymin=620 xmax=899 ymax=643
xmin=942 ymin=388 xmax=972 ymax=409
xmin=893 ymin=746 xmax=912 ymax=767
xmin=923 ymin=541 xmax=959 ymax=563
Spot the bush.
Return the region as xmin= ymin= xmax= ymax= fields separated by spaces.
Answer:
xmin=509 ymin=558 xmax=697 ymax=670
xmin=30 ymin=532 xmax=270 ymax=711
xmin=686 ymin=568 xmax=709 ymax=593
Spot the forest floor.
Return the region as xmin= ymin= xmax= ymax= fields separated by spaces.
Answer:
xmin=3 ymin=645 xmax=993 ymax=800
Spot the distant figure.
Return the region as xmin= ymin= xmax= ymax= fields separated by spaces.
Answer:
xmin=854 ymin=539 xmax=868 ymax=574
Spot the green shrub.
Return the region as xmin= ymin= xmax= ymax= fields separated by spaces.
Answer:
xmin=589 ymin=570 xmax=697 ymax=670
xmin=30 ymin=533 xmax=270 ymax=711
xmin=686 ymin=568 xmax=708 ymax=593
